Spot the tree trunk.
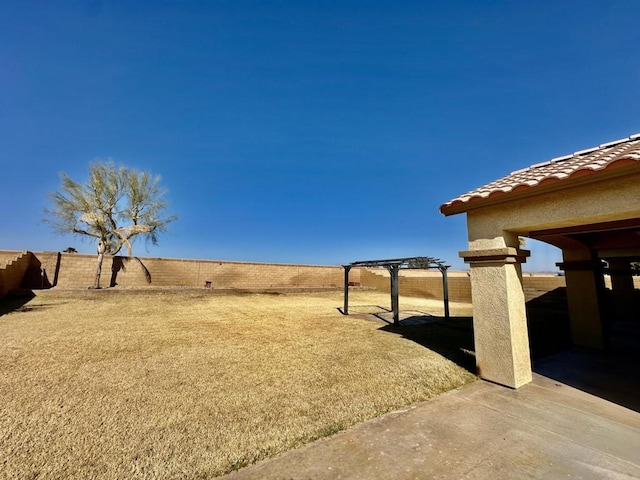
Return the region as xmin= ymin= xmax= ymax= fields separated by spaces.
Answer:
xmin=94 ymin=253 xmax=104 ymax=289
xmin=94 ymin=241 xmax=106 ymax=289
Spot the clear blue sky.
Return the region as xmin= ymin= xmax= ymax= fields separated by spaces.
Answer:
xmin=2 ymin=1 xmax=639 ymax=271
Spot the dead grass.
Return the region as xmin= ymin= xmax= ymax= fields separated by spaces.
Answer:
xmin=0 ymin=289 xmax=475 ymax=479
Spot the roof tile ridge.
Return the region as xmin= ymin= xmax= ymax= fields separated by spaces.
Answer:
xmin=573 ymin=133 xmax=639 ymax=156
xmin=440 ymin=132 xmax=640 ymax=213
xmin=511 ymin=133 xmax=640 ymax=176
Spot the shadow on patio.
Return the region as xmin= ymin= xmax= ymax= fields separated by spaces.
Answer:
xmin=378 ymin=289 xmax=640 ymax=413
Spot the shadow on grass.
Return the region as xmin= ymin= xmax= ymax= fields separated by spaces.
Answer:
xmin=377 ymin=290 xmax=574 ymax=377
xmin=337 ymin=305 xmax=392 ymax=315
xmin=376 ymin=288 xmax=639 ymax=412
xmin=380 ymin=316 xmax=477 ymax=373
xmin=0 ymin=290 xmax=36 ymax=316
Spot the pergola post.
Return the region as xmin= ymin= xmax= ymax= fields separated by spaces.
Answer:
xmin=389 ymin=264 xmax=400 ymax=325
xmin=557 ymin=250 xmax=606 ymax=348
xmin=441 ymin=266 xmax=450 ymax=320
xmin=342 ymin=265 xmax=351 ymax=315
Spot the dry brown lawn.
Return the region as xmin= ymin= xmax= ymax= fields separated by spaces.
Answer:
xmin=0 ymin=289 xmax=475 ymax=479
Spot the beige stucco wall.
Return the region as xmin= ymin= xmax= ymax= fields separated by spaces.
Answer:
xmin=469 ymin=261 xmax=532 ymax=387
xmin=459 ymin=168 xmax=640 ymax=388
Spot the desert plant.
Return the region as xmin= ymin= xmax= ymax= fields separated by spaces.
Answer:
xmin=45 ymin=160 xmax=176 ymax=288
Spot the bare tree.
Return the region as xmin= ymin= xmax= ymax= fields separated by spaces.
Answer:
xmin=45 ymin=161 xmax=176 ymax=288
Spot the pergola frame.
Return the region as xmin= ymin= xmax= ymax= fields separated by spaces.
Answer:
xmin=343 ymin=256 xmax=450 ymax=325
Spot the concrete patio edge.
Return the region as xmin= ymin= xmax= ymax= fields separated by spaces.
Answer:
xmin=218 ymin=375 xmax=640 ymax=479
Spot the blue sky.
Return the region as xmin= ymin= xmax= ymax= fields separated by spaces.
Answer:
xmin=1 ymin=0 xmax=639 ymax=271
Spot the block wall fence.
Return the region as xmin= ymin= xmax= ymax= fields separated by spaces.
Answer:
xmin=359 ymin=268 xmax=576 ymax=303
xmin=0 ymin=252 xmax=33 ymax=297
xmin=0 ymin=249 xmax=586 ymax=304
xmin=360 ymin=269 xmax=475 ymax=303
xmin=0 ymin=250 xmax=357 ymax=292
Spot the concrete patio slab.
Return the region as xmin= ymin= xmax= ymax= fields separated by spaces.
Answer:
xmin=219 ymin=374 xmax=640 ymax=479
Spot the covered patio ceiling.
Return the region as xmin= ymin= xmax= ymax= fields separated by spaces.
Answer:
xmin=528 ymin=218 xmax=640 ymax=259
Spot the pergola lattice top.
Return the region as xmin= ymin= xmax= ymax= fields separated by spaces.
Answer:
xmin=346 ymin=256 xmax=450 ymax=271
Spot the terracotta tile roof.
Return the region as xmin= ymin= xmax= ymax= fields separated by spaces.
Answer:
xmin=440 ymin=134 xmax=640 ymax=215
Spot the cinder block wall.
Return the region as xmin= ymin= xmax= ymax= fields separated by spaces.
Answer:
xmin=360 ymin=269 xmax=473 ymax=303
xmin=55 ymin=253 xmax=104 ymax=287
xmin=4 ymin=249 xmax=639 ymax=306
xmin=603 ymin=276 xmax=640 ymax=289
xmin=0 ymin=251 xmax=23 ymax=268
xmin=521 ymin=274 xmax=567 ymax=299
xmin=4 ymin=249 xmax=619 ymax=300
xmin=102 ymin=256 xmax=353 ymax=289
xmin=0 ymin=251 xmax=32 ymax=297
xmin=359 ymin=268 xmax=568 ymax=303
xmin=0 ymin=250 xmax=357 ymax=290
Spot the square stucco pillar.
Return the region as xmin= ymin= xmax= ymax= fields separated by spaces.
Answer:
xmin=461 ymin=247 xmax=532 ymax=389
xmin=557 ymin=252 xmax=606 ymax=348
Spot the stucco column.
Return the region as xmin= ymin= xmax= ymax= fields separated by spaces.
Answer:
xmin=460 ymin=247 xmax=532 ymax=389
xmin=557 ymin=250 xmax=606 ymax=348
xmin=606 ymin=258 xmax=636 ymax=322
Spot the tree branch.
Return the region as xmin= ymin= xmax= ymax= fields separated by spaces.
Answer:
xmin=72 ymin=228 xmax=101 ymax=239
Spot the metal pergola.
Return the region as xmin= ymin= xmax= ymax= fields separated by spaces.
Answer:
xmin=343 ymin=256 xmax=450 ymax=325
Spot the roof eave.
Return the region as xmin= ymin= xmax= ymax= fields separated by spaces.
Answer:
xmin=439 ymin=162 xmax=640 ymax=217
